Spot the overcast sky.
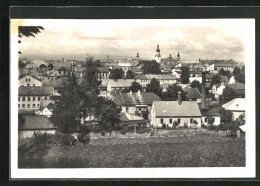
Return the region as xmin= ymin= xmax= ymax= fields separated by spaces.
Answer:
xmin=19 ymin=19 xmax=247 ymax=62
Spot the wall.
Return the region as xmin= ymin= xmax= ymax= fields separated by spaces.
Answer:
xmin=18 ymin=95 xmax=50 ymax=111
xmin=152 ymin=117 xmax=202 ymax=128
xmin=18 ymin=129 xmax=56 ymax=139
xmin=19 ymin=76 xmax=42 ymax=87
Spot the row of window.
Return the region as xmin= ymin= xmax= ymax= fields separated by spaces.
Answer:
xmin=18 ymin=96 xmax=48 ymax=101
xmin=18 ymin=103 xmax=40 ymax=109
xmin=160 ymin=118 xmax=195 ymax=124
xmin=25 ymin=78 xmax=31 ymax=82
xmin=26 ymin=84 xmax=36 ymax=86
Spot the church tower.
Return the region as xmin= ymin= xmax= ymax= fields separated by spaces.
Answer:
xmin=136 ymin=52 xmax=139 ymax=58
xmin=177 ymin=52 xmax=180 ymax=60
xmin=155 ymin=44 xmax=161 ymax=63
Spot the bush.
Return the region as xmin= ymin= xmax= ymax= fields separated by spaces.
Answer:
xmin=61 ymin=134 xmax=77 ymax=146
xmin=120 ymin=128 xmax=127 ymax=135
xmin=201 ymin=124 xmax=206 ymax=129
xmin=101 ymin=130 xmax=106 ymax=136
xmin=33 ymin=132 xmax=52 ymax=144
xmin=162 ymin=123 xmax=166 ymax=129
xmin=78 ymin=133 xmax=90 ymax=144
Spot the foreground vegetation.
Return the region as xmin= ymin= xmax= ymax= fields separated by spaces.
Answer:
xmin=18 ymin=130 xmax=245 ymax=168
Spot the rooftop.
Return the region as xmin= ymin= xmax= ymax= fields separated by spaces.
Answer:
xmin=222 ymin=98 xmax=245 ymax=111
xmin=19 ymin=115 xmax=56 ymax=130
xmin=153 ymin=101 xmax=202 ymax=117
xmin=19 ymin=85 xmax=53 ymax=96
xmin=184 ymin=87 xmax=201 ymax=99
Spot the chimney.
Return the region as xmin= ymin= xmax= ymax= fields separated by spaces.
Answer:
xmin=138 ymin=90 xmax=141 ymax=96
xmin=201 ymin=71 xmax=207 ymax=109
xmin=178 ymin=91 xmax=182 ymax=105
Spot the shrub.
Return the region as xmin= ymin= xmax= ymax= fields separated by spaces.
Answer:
xmin=77 ymin=133 xmax=90 ymax=144
xmin=33 ymin=132 xmax=52 ymax=144
xmin=79 ymin=125 xmax=90 ymax=135
xmin=101 ymin=130 xmax=106 ymax=136
xmin=162 ymin=123 xmax=166 ymax=129
xmin=120 ymin=128 xmax=127 ymax=135
xmin=201 ymin=124 xmax=206 ymax=129
xmin=61 ymin=134 xmax=77 ymax=146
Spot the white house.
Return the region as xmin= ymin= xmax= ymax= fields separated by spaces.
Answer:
xmin=201 ymin=106 xmax=221 ymax=126
xmin=206 ymin=64 xmax=215 ymax=71
xmin=189 ymin=77 xmax=202 ymax=84
xmin=210 ymin=84 xmax=225 ymax=99
xmin=151 ymin=92 xmax=202 ymax=128
xmin=228 ymin=76 xmax=236 ymax=84
xmin=18 ymin=75 xmax=42 ymax=87
xmin=222 ymin=98 xmax=245 ymax=120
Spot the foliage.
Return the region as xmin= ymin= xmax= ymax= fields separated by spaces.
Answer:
xmin=233 ymin=67 xmax=245 ymax=83
xmin=210 ymin=74 xmax=221 ymax=87
xmin=83 ymin=58 xmax=101 ymax=68
xmin=218 ymin=68 xmax=232 ymax=79
xmin=190 ymin=80 xmax=202 ymax=93
xmin=146 ymin=78 xmax=162 ymax=97
xmin=19 ymin=61 xmax=26 ymax=68
xmin=125 ymin=70 xmax=135 ymax=79
xmin=141 ymin=60 xmax=161 ymax=74
xmin=222 ymin=86 xmax=237 ymax=103
xmin=161 ymin=84 xmax=187 ymax=101
xmin=129 ymin=81 xmax=142 ymax=92
xmin=61 ymin=134 xmax=77 ymax=146
xmin=180 ymin=66 xmax=190 ymax=84
xmin=109 ymin=68 xmax=125 ymax=80
xmin=18 ymin=113 xmax=25 ymax=125
xmin=219 ymin=108 xmax=233 ymax=123
xmin=18 ymin=26 xmax=44 ymax=54
xmin=120 ymin=128 xmax=127 ymax=135
xmin=101 ymin=130 xmax=106 ymax=136
xmin=173 ymin=121 xmax=179 ymax=129
xmin=48 ymin=63 xmax=54 ymax=70
xmin=77 ymin=134 xmax=90 ymax=144
xmin=33 ymin=132 xmax=53 ymax=145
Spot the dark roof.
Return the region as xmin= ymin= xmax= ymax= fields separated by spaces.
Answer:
xmin=201 ymin=106 xmax=222 ymax=116
xmin=110 ymin=91 xmax=161 ymax=106
xmin=42 ymin=77 xmax=67 ymax=87
xmin=57 ymin=66 xmax=69 ymax=71
xmin=226 ymin=83 xmax=245 ymax=96
xmin=184 ymin=87 xmax=201 ymax=99
xmin=97 ymin=67 xmax=109 ymax=73
xmin=19 ymin=115 xmax=56 ymax=130
xmin=153 ymin=101 xmax=201 ymax=117
xmin=19 ymin=85 xmax=53 ymax=96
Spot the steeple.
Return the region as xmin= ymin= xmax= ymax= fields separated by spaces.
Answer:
xmin=177 ymin=52 xmax=180 ymax=60
xmin=136 ymin=52 xmax=139 ymax=58
xmin=156 ymin=44 xmax=160 ymax=52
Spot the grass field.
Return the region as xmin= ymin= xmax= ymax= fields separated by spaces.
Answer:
xmin=18 ymin=130 xmax=245 ymax=168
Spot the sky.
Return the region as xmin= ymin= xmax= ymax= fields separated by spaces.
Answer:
xmin=18 ymin=19 xmax=248 ymax=62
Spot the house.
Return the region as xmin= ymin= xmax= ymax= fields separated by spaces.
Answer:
xmin=18 ymin=115 xmax=57 ymax=138
xmin=210 ymin=84 xmax=225 ymax=99
xmin=18 ymin=75 xmax=42 ymax=87
xmin=31 ymin=59 xmax=49 ymax=68
xmin=184 ymin=87 xmax=201 ymax=102
xmin=205 ymin=74 xmax=228 ymax=87
xmin=18 ymin=85 xmax=53 ymax=113
xmin=46 ymin=70 xmax=61 ymax=80
xmin=222 ymin=98 xmax=245 ymax=120
xmin=107 ymin=79 xmax=139 ymax=92
xmin=116 ymin=112 xmax=146 ymax=127
xmin=97 ymin=67 xmax=110 ymax=80
xmin=136 ymin=74 xmax=177 ymax=89
xmin=36 ymin=107 xmax=52 ymax=117
xmin=57 ymin=66 xmax=70 ymax=76
xmin=151 ymin=92 xmax=202 ymax=128
xmin=213 ymin=63 xmax=235 ymax=72
xmin=201 ymin=106 xmax=221 ymax=126
xmin=109 ymin=90 xmax=161 ymax=119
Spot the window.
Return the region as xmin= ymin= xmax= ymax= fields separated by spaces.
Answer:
xmin=18 ymin=97 xmax=20 ymax=101
xmin=28 ymin=97 xmax=30 ymax=101
xmin=160 ymin=119 xmax=164 ymax=124
xmin=22 ymin=97 xmax=25 ymax=101
xmin=169 ymin=119 xmax=172 ymax=123
xmin=126 ymin=107 xmax=129 ymax=112
xmin=32 ymin=104 xmax=35 ymax=108
xmin=22 ymin=104 xmax=25 ymax=108
xmin=18 ymin=104 xmax=20 ymax=108
xmin=29 ymin=78 xmax=30 ymax=82
xmin=25 ymin=78 xmax=27 ymax=82
xmin=190 ymin=118 xmax=193 ymax=123
xmin=45 ymin=97 xmax=48 ymax=100
xmin=27 ymin=104 xmax=30 ymax=108
xmin=212 ymin=118 xmax=215 ymax=122
xmin=205 ymin=118 xmax=208 ymax=122
xmin=27 ymin=84 xmax=30 ymax=86
xmin=38 ymin=97 xmax=41 ymax=101
xmin=178 ymin=118 xmax=181 ymax=124
xmin=33 ymin=84 xmax=35 ymax=86
xmin=33 ymin=97 xmax=35 ymax=101
xmin=38 ymin=104 xmax=40 ymax=107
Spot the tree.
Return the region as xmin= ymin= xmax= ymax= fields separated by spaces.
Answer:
xmin=161 ymin=84 xmax=187 ymax=101
xmin=48 ymin=63 xmax=54 ymax=70
xmin=50 ymin=76 xmax=82 ymax=133
xmin=233 ymin=67 xmax=245 ymax=84
xmin=141 ymin=60 xmax=161 ymax=74
xmin=218 ymin=68 xmax=232 ymax=79
xmin=39 ymin=64 xmax=47 ymax=72
xmin=210 ymin=74 xmax=221 ymax=87
xmin=125 ymin=70 xmax=135 ymax=79
xmin=109 ymin=68 xmax=125 ymax=80
xmin=180 ymin=66 xmax=190 ymax=84
xmin=233 ymin=67 xmax=241 ymax=77
xmin=19 ymin=61 xmax=26 ymax=68
xmin=190 ymin=80 xmax=202 ymax=93
xmin=83 ymin=58 xmax=101 ymax=68
xmin=219 ymin=108 xmax=233 ymax=123
xmin=146 ymin=78 xmax=162 ymax=97
xmin=222 ymin=86 xmax=237 ymax=103
xmin=18 ymin=26 xmax=44 ymax=54
xmin=18 ymin=113 xmax=25 ymax=125
xmin=129 ymin=81 xmax=142 ymax=92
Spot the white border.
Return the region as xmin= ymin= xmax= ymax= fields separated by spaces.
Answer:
xmin=10 ymin=19 xmax=255 ymax=179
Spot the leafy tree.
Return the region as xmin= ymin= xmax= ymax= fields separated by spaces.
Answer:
xmin=161 ymin=84 xmax=187 ymax=101
xmin=141 ymin=60 xmax=161 ymax=74
xmin=222 ymin=86 xmax=237 ymax=103
xmin=233 ymin=67 xmax=245 ymax=84
xmin=210 ymin=74 xmax=221 ymax=87
xmin=180 ymin=66 xmax=190 ymax=84
xmin=39 ymin=64 xmax=47 ymax=72
xmin=18 ymin=113 xmax=25 ymax=125
xmin=48 ymin=63 xmax=54 ymax=70
xmin=95 ymin=98 xmax=122 ymax=127
xmin=129 ymin=81 xmax=142 ymax=92
xmin=219 ymin=108 xmax=233 ymax=123
xmin=50 ymin=76 xmax=82 ymax=133
xmin=109 ymin=68 xmax=125 ymax=80
xmin=233 ymin=67 xmax=241 ymax=77
xmin=125 ymin=70 xmax=135 ymax=79
xmin=19 ymin=61 xmax=26 ymax=68
xmin=218 ymin=68 xmax=232 ymax=79
xmin=18 ymin=26 xmax=44 ymax=54
xmin=190 ymin=80 xmax=202 ymax=93
xmin=146 ymin=78 xmax=162 ymax=97
xmin=83 ymin=58 xmax=101 ymax=68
